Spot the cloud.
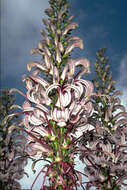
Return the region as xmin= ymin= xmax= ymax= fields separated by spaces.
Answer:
xmin=1 ymin=0 xmax=49 ymax=82
xmin=1 ymin=0 xmax=49 ymax=33
xmin=20 ymin=157 xmax=86 ymax=190
xmin=116 ymin=54 xmax=127 ymax=109
xmin=117 ymin=54 xmax=127 ymax=87
xmin=19 ymin=159 xmax=49 ymax=189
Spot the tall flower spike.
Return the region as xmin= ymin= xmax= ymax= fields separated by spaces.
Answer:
xmin=78 ymin=48 xmax=127 ymax=190
xmin=0 ymin=89 xmax=28 ymax=190
xmin=9 ymin=0 xmax=95 ymax=189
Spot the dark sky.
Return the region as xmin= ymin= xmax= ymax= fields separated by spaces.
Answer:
xmin=1 ymin=0 xmax=127 ymax=189
xmin=70 ymin=0 xmax=127 ymax=108
xmin=70 ymin=0 xmax=127 ymax=78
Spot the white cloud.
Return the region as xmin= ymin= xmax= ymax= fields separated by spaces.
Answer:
xmin=1 ymin=0 xmax=49 ymax=80
xmin=1 ymin=0 xmax=49 ymax=33
xmin=19 ymin=159 xmax=49 ymax=189
xmin=116 ymin=54 xmax=127 ymax=109
xmin=117 ymin=54 xmax=127 ymax=87
xmin=20 ymin=157 xmax=87 ymax=190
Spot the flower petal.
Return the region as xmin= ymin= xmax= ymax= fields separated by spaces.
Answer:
xmin=53 ymin=66 xmax=59 ymax=84
xmin=46 ymin=84 xmax=60 ymax=95
xmin=29 ymin=75 xmax=49 ymax=89
xmin=65 ymin=39 xmax=84 ymax=54
xmin=27 ymin=61 xmax=48 ymax=72
xmin=28 ymin=114 xmax=43 ymax=126
xmin=59 ymin=89 xmax=71 ymax=107
xmin=62 ymin=22 xmax=78 ymax=36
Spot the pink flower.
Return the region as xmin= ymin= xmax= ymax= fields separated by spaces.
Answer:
xmin=15 ymin=44 xmax=94 ymax=160
xmin=22 ymin=56 xmax=93 ymax=130
xmin=46 ymin=76 xmax=93 ymax=126
xmin=65 ymin=39 xmax=84 ymax=54
xmin=26 ymin=141 xmax=52 ymax=159
xmin=62 ymin=22 xmax=78 ymax=36
xmin=61 ymin=58 xmax=91 ymax=81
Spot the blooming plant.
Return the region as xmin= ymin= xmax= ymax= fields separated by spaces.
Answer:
xmin=9 ymin=0 xmax=94 ymax=189
xmin=79 ymin=48 xmax=127 ymax=189
xmin=3 ymin=0 xmax=127 ymax=190
xmin=0 ymin=89 xmax=28 ymax=190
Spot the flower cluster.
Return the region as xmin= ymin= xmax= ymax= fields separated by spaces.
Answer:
xmin=5 ymin=0 xmax=127 ymax=189
xmin=79 ymin=48 xmax=127 ymax=190
xmin=22 ymin=57 xmax=93 ymax=160
xmin=0 ymin=89 xmax=28 ymax=190
xmin=9 ymin=0 xmax=94 ymax=189
xmin=80 ymin=101 xmax=127 ymax=189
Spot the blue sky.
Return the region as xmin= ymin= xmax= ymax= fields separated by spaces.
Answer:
xmin=1 ymin=0 xmax=127 ymax=189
